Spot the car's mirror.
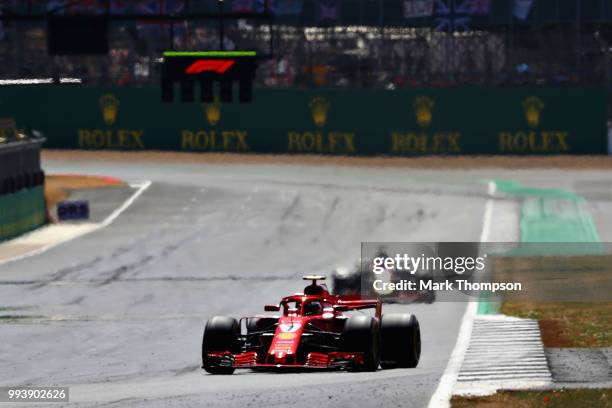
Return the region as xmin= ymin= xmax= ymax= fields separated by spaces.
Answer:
xmin=264 ymin=304 xmax=280 ymax=312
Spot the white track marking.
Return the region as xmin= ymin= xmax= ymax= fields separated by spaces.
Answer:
xmin=479 ymin=181 xmax=496 ymax=243
xmin=427 ymin=180 xmax=496 ymax=408
xmin=0 ymin=180 xmax=151 ymax=267
xmin=427 ymin=301 xmax=478 ymax=408
xmin=101 ymin=181 xmax=151 ymax=227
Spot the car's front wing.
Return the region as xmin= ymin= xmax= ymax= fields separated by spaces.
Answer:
xmin=204 ymin=351 xmax=365 ymax=370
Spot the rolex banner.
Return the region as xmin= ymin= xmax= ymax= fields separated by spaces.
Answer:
xmin=0 ymin=86 xmax=605 ymax=155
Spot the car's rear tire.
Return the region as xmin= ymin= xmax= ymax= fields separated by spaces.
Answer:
xmin=202 ymin=316 xmax=239 ymax=374
xmin=341 ymin=315 xmax=380 ymax=371
xmin=380 ymin=313 xmax=421 ymax=369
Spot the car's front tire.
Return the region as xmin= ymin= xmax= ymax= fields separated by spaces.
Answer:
xmin=341 ymin=315 xmax=380 ymax=371
xmin=202 ymin=316 xmax=239 ymax=374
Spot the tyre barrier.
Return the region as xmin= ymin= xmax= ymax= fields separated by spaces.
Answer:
xmin=15 ymin=174 xmax=24 ymax=191
xmin=0 ymin=171 xmax=46 ymax=197
xmin=25 ymin=173 xmax=34 ymax=189
xmin=57 ymin=200 xmax=90 ymax=221
xmin=2 ymin=177 xmax=17 ymax=194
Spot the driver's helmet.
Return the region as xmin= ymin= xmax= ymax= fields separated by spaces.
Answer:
xmin=303 ymin=301 xmax=323 ymax=316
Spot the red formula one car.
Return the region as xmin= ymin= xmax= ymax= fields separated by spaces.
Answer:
xmin=202 ymin=276 xmax=421 ymax=374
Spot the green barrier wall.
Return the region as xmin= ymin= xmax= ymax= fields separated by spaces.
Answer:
xmin=0 ymin=186 xmax=46 ymax=242
xmin=0 ymin=86 xmax=605 ymax=155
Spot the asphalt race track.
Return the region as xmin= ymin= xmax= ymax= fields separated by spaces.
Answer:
xmin=3 ymin=157 xmax=606 ymax=407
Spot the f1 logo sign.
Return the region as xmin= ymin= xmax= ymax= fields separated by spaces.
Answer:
xmin=185 ymin=59 xmax=235 ymax=74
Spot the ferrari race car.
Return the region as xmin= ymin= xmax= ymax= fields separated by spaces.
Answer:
xmin=202 ymin=276 xmax=421 ymax=374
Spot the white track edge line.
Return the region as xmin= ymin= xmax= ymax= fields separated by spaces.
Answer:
xmin=427 ymin=301 xmax=478 ymax=408
xmin=426 ymin=180 xmax=496 ymax=408
xmin=101 ymin=181 xmax=151 ymax=227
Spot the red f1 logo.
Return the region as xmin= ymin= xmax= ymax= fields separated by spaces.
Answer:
xmin=185 ymin=59 xmax=235 ymax=74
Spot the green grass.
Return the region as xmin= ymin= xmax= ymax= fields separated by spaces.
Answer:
xmin=452 ymin=389 xmax=612 ymax=408
xmin=491 ymin=255 xmax=612 ymax=347
xmin=502 ymin=302 xmax=612 ymax=348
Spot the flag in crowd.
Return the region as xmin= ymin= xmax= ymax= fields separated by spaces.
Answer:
xmin=46 ymin=0 xmax=67 ymax=12
xmin=434 ymin=0 xmax=467 ymax=31
xmin=136 ymin=0 xmax=186 ymax=39
xmin=110 ymin=0 xmax=130 ymax=13
xmin=232 ymin=0 xmax=303 ymax=15
xmin=513 ymin=0 xmax=533 ymax=20
xmin=44 ymin=0 xmax=181 ymax=14
xmin=232 ymin=0 xmax=254 ymax=12
xmin=446 ymin=0 xmax=491 ymax=17
xmin=255 ymin=0 xmax=277 ymax=13
xmin=46 ymin=0 xmax=107 ymax=13
xmin=432 ymin=0 xmax=492 ymax=30
xmin=403 ymin=0 xmax=434 ymax=19
xmin=466 ymin=0 xmax=490 ymax=16
xmin=137 ymin=0 xmax=184 ymax=15
xmin=316 ymin=0 xmax=338 ymax=22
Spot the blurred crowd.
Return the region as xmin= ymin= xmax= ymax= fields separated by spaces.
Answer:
xmin=0 ymin=18 xmax=605 ymax=88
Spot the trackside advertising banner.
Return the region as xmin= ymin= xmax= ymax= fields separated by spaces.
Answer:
xmin=0 ymin=86 xmax=606 ymax=155
xmin=0 ymin=186 xmax=45 ymax=242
